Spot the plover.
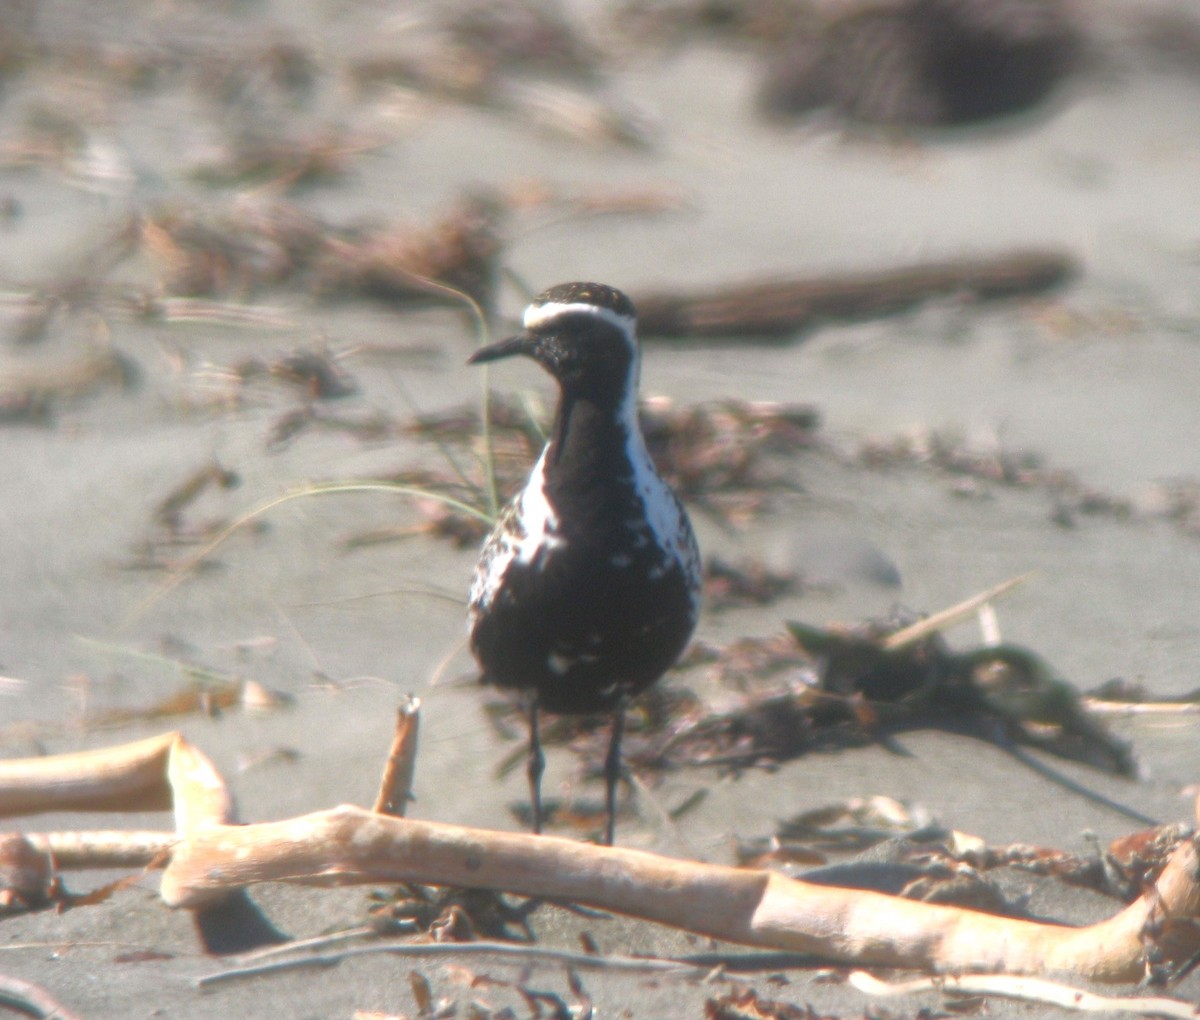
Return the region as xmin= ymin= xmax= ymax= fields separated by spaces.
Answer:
xmin=468 ymin=281 xmax=702 ymax=845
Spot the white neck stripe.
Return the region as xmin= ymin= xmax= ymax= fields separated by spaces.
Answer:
xmin=523 ymin=301 xmax=636 ymax=337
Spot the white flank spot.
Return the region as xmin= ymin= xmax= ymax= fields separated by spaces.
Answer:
xmin=513 ymin=446 xmax=564 ymax=565
xmin=469 ymin=446 xmax=566 ymax=617
xmin=616 ymin=382 xmax=701 ymax=610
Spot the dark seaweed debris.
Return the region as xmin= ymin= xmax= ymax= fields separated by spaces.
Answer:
xmin=486 ymin=607 xmax=1136 ymax=826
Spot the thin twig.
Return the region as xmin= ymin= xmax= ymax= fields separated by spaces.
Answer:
xmin=195 ymin=939 xmax=701 ymax=988
xmin=121 ymin=481 xmax=493 ymax=628
xmin=372 ymin=696 xmax=421 ymax=817
xmin=883 ymin=573 xmax=1034 ymax=650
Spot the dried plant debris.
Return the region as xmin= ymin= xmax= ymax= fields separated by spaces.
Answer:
xmin=857 ymin=428 xmax=1200 ymax=543
xmin=0 ymin=833 xmax=62 ymax=915
xmin=0 ymin=345 xmax=139 ymax=424
xmin=2 ymin=192 xmax=503 ymax=351
xmin=0 ymin=25 xmax=333 ymax=195
xmin=236 ymin=347 xmax=361 ymax=402
xmin=125 ymin=459 xmax=245 ymax=570
xmin=505 ymin=787 xmax=645 ymax=840
xmin=640 ymin=397 xmax=820 ymax=512
xmin=633 ymin=249 xmax=1076 ymax=341
xmin=137 ymin=192 xmax=504 ymax=311
xmin=860 ymin=427 xmax=1070 ymax=489
xmin=956 ymin=822 xmax=1195 ymax=903
xmin=349 ymin=3 xmax=649 ymax=147
xmin=616 ymin=0 xmax=1085 ymax=129
xmin=742 ymin=807 xmax=1195 ymax=919
xmin=1084 ymin=677 xmax=1200 ymax=717
xmin=78 ymin=675 xmax=289 ymax=732
xmin=811 ymin=847 xmax=1015 ymax=916
xmin=762 ymin=616 xmax=1132 ymax=774
xmin=367 ymin=884 xmax=538 ymax=943
xmin=340 ymin=480 xmax=493 ymax=549
xmin=614 ymin=0 xmax=809 ymax=46
xmin=737 ymin=795 xmax=940 ymax=874
xmin=1135 ymin=6 xmax=1200 ymax=77
xmin=391 ymin=963 xmax=597 ymax=1020
xmin=704 ymin=556 xmax=809 ymax=611
xmin=2 ymin=809 xmax=165 ymax=918
xmin=263 ymin=406 xmax=399 ymax=452
xmin=358 ymin=396 xmax=820 ymax=549
xmin=441 ymin=0 xmax=606 ymax=81
xmin=501 ymin=178 xmax=692 ymax=224
xmin=1136 ymin=479 xmax=1200 ymax=539
xmin=188 ymin=127 xmax=381 ymax=190
xmin=8 ymin=20 xmax=319 ymax=105
xmin=707 ymin=986 xmax=835 ymax=1020
xmin=154 ymin=460 xmax=241 ymax=538
xmin=137 ymin=200 xmax=327 ymax=298
xmin=313 ymin=191 xmax=504 ymax=311
xmin=3 ymin=646 xmax=293 ymax=744
xmin=757 ymin=0 xmax=1084 ymax=128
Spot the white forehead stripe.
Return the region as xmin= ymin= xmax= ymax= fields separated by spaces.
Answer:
xmin=523 ymin=300 xmax=636 ymax=335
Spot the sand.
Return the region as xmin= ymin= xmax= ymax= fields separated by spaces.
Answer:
xmin=3 ymin=2 xmax=1200 ymax=1016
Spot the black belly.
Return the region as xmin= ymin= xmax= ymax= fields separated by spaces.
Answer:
xmin=470 ymin=543 xmax=697 ymax=715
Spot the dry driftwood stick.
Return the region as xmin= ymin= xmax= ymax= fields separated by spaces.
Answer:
xmin=848 ymin=970 xmax=1200 ymax=1019
xmin=633 ymin=249 xmax=1076 ymax=340
xmin=0 ymin=732 xmax=176 ymax=819
xmin=6 ymin=732 xmax=1200 ymax=984
xmin=0 ymin=974 xmax=85 ymax=1020
xmin=372 ymin=696 xmax=421 ymax=817
xmin=160 ymin=804 xmax=1200 ymax=983
xmin=166 ymin=731 xmax=236 ymax=833
xmin=24 ymin=829 xmax=176 ymax=869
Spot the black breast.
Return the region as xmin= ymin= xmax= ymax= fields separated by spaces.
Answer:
xmin=470 ymin=401 xmax=698 ymax=715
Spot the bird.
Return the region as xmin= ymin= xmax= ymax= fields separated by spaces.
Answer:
xmin=467 ymin=281 xmax=702 ymax=845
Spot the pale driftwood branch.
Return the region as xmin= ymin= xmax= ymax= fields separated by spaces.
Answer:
xmin=5 ymin=731 xmax=1200 ymax=985
xmin=159 ymin=803 xmax=1200 ymax=983
xmin=0 ymin=732 xmax=177 ymax=819
xmin=372 ymin=696 xmax=421 ymax=817
xmin=0 ymin=974 xmax=85 ymax=1020
xmin=165 ymin=732 xmax=236 ymax=833
xmin=848 ymin=971 xmax=1200 ymax=1019
xmin=24 ymin=830 xmax=176 ymax=869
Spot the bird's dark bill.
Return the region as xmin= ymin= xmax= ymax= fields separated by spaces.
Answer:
xmin=468 ymin=333 xmax=534 ymax=365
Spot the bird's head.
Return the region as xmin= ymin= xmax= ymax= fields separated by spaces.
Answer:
xmin=469 ymin=282 xmax=639 ymax=407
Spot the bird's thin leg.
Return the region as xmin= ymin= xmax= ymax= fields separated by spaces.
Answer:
xmin=603 ymin=703 xmax=626 ymax=846
xmin=527 ymin=701 xmax=545 ymax=835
